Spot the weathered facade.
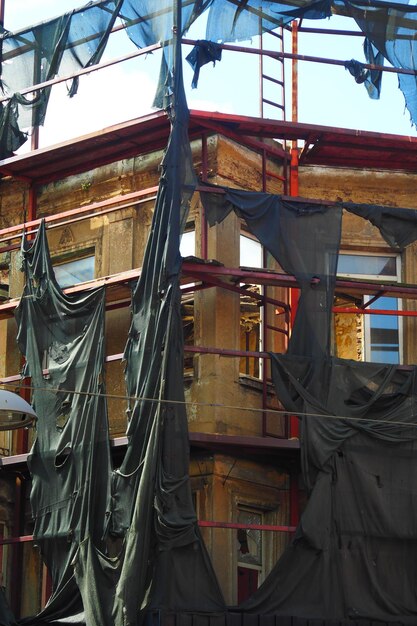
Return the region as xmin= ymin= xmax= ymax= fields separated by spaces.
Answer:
xmin=0 ymin=121 xmax=416 ymax=618
xmin=0 ymin=2 xmax=416 ymax=623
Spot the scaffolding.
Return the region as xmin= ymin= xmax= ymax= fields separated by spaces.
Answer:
xmin=0 ymin=1 xmax=417 ymax=620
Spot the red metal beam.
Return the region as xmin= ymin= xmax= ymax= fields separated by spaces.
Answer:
xmin=198 ymin=521 xmax=296 ymax=532
xmin=4 ymin=33 xmax=413 ymax=111
xmin=0 ymin=42 xmax=162 ymax=105
xmin=0 ymin=520 xmax=297 ymax=548
xmin=333 ymin=307 xmax=417 ymax=317
xmin=189 ymin=109 xmax=417 ymax=147
xmin=0 ymin=261 xmax=416 ymax=323
xmin=2 ymin=109 xmax=417 ymax=186
xmin=0 ymin=187 xmax=158 ymax=244
xmin=0 ymin=535 xmax=33 ymax=545
xmin=183 ymin=38 xmax=417 ymax=78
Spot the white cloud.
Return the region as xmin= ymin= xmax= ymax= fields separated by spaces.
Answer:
xmin=37 ymin=62 xmax=157 ymax=148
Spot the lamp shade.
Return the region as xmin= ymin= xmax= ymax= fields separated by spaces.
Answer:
xmin=0 ymin=390 xmax=37 ymax=430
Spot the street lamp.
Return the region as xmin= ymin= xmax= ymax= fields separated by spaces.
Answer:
xmin=0 ymin=390 xmax=36 ymax=430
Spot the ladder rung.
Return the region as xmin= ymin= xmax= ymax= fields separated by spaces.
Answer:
xmin=262 ymin=98 xmax=285 ymax=110
xmin=262 ymin=74 xmax=284 ymax=87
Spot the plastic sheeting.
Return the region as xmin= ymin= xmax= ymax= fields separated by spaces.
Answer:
xmin=200 ymin=186 xmax=342 ymax=359
xmin=186 ymin=40 xmax=222 ymax=88
xmin=200 ymin=184 xmax=417 ymax=622
xmin=340 ymin=0 xmax=417 ymax=127
xmin=15 ymin=221 xmax=110 ymax=623
xmin=344 ymin=201 xmax=417 ymax=249
xmin=16 ymin=17 xmax=224 ymax=626
xmin=6 ymin=0 xmax=417 ymax=159
xmin=0 ymin=0 xmax=122 ymax=154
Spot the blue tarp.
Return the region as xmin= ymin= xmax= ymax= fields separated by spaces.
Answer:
xmin=1 ymin=0 xmax=417 ymax=160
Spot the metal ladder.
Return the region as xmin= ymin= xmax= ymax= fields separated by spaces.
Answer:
xmin=259 ymin=25 xmax=286 ymax=120
xmin=258 ymin=22 xmax=293 ymax=439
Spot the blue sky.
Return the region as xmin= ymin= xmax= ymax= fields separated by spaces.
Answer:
xmin=5 ymin=0 xmax=417 ymax=148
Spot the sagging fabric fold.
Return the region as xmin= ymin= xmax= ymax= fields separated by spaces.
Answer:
xmin=16 ymin=10 xmax=225 ymax=624
xmin=201 ymin=183 xmax=417 ymax=622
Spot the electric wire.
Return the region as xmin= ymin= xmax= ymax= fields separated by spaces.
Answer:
xmin=3 ymin=379 xmax=417 ymax=430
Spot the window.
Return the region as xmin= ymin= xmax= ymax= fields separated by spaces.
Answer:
xmin=237 ymin=507 xmax=263 ymax=604
xmin=240 ymin=234 xmax=263 ymax=378
xmin=180 ymin=230 xmax=196 ymax=257
xmin=0 ymin=264 xmax=9 ymax=300
xmin=240 ymin=235 xmax=263 ymax=269
xmin=179 ymin=229 xmax=196 ymax=374
xmin=53 ymin=255 xmax=95 ymax=288
xmin=337 ymin=253 xmax=401 ymax=364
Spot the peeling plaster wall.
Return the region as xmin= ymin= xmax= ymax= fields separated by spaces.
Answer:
xmin=1 ymin=135 xmax=417 ymax=612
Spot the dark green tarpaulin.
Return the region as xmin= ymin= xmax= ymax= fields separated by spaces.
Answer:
xmin=242 ymin=354 xmax=417 ymax=622
xmin=201 ymin=185 xmax=417 ymax=622
xmin=10 ymin=3 xmax=417 ymax=623
xmin=15 ymin=8 xmax=225 ymax=625
xmin=74 ymin=23 xmax=225 ymax=624
xmin=200 ymin=186 xmax=343 ymax=359
xmin=15 ymin=221 xmax=110 ymax=623
xmin=15 ymin=114 xmax=417 ymax=625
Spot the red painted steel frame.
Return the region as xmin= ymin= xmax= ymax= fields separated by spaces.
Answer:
xmin=1 ymin=521 xmax=297 ymax=549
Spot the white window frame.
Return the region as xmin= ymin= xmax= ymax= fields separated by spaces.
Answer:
xmin=236 ymin=506 xmax=264 ymax=580
xmin=240 ymin=232 xmax=264 ymax=379
xmin=180 ymin=229 xmax=196 ymax=258
xmin=53 ymin=253 xmax=95 ymax=288
xmin=337 ymin=251 xmax=402 ymax=364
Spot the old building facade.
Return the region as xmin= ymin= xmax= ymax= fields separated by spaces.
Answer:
xmin=0 ymin=2 xmax=416 ymax=622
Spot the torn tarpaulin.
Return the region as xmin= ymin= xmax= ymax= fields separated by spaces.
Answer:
xmin=344 ymin=41 xmax=384 ymax=100
xmin=0 ymin=95 xmax=28 ymax=158
xmin=344 ymin=201 xmax=417 ymax=250
xmin=186 ymin=40 xmax=222 ymax=88
xmin=344 ymin=58 xmax=369 ymax=83
xmin=15 ymin=220 xmax=110 ymax=624
xmin=200 ymin=185 xmax=342 ymax=359
xmin=16 ymin=16 xmax=225 ymax=625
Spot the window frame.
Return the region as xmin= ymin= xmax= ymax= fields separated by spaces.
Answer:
xmin=239 ymin=231 xmax=264 ymax=379
xmin=52 ymin=249 xmax=95 ymax=288
xmin=337 ymin=250 xmax=402 ymax=364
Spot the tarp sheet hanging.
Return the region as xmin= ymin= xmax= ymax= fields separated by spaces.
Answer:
xmin=186 ymin=40 xmax=222 ymax=88
xmin=344 ymin=201 xmax=417 ymax=249
xmin=200 ymin=186 xmax=342 ymax=358
xmin=200 ymin=184 xmax=417 ymax=622
xmin=78 ymin=19 xmax=225 ymax=623
xmin=15 ymin=221 xmax=111 ymax=624
xmin=339 ymin=0 xmax=417 ymax=127
xmin=6 ymin=0 xmax=417 ymax=159
xmin=242 ymin=354 xmax=417 ymax=623
xmin=16 ymin=8 xmax=225 ymax=626
xmin=0 ymin=0 xmax=121 ymax=153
